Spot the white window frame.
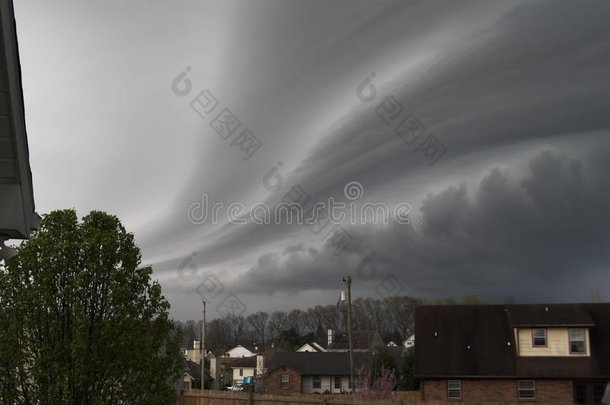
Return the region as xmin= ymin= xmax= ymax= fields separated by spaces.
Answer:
xmin=334 ymin=376 xmax=341 ymax=389
xmin=280 ymin=374 xmax=289 ymax=390
xmin=517 ymin=380 xmax=536 ymax=399
xmin=312 ymin=375 xmax=322 ymax=389
xmin=532 ymin=328 xmax=547 ymax=347
xmin=569 ymin=328 xmax=586 ymax=354
xmin=447 ymin=380 xmax=461 ymax=399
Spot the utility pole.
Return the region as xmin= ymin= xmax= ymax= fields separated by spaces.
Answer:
xmin=201 ymin=300 xmax=206 ymax=391
xmin=343 ymin=276 xmax=354 ymax=390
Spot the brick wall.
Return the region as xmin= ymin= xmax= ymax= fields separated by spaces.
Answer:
xmin=267 ymin=366 xmax=303 ymax=394
xmin=422 ymin=378 xmax=573 ymax=404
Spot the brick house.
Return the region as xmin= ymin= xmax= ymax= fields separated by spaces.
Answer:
xmin=415 ymin=303 xmax=610 ymax=404
xmin=265 ymin=352 xmax=370 ymax=394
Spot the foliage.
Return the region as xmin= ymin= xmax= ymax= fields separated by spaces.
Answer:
xmin=0 ymin=210 xmax=183 ymax=405
xmin=399 ymin=347 xmax=419 ymax=390
xmin=353 ymin=366 xmax=397 ymax=401
xmin=370 ymin=347 xmax=398 ymax=384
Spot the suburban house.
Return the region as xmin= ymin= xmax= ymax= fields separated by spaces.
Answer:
xmin=404 ymin=334 xmax=415 ymax=348
xmin=265 ymin=351 xmax=370 ymax=394
xmin=415 ymin=303 xmax=610 ymax=404
xmin=228 ymin=356 xmax=257 ymax=385
xmin=296 ymin=342 xmax=327 ymax=352
xmin=225 ymin=344 xmax=257 ymax=358
xmin=181 ymin=360 xmax=212 ymax=390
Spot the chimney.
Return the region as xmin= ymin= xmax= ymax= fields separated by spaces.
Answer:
xmin=193 ymin=339 xmax=200 ymax=350
xmin=256 ymin=354 xmax=264 ymax=375
xmin=327 ymin=329 xmax=334 ymax=347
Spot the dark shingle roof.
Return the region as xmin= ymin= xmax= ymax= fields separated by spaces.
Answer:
xmin=415 ymin=305 xmax=515 ymax=378
xmin=228 ymin=356 xmax=257 ymax=368
xmin=266 ymin=351 xmax=371 ymax=376
xmin=507 ymin=304 xmax=594 ymax=327
xmin=415 ymin=303 xmax=610 ymax=379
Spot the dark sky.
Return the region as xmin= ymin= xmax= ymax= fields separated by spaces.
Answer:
xmin=14 ymin=0 xmax=610 ymax=320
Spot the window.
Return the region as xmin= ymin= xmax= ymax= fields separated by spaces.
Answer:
xmin=574 ymin=382 xmax=606 ymax=404
xmin=281 ymin=374 xmax=289 ymax=390
xmin=313 ymin=375 xmax=321 ymax=389
xmin=532 ymin=328 xmax=547 ymax=347
xmin=239 ymin=368 xmax=243 ymax=376
xmin=518 ymin=380 xmax=536 ymax=399
xmin=569 ymin=328 xmax=586 ymax=354
xmin=334 ymin=376 xmax=341 ymax=389
xmin=183 ymin=381 xmax=191 ymax=389
xmin=447 ymin=380 xmax=461 ymax=399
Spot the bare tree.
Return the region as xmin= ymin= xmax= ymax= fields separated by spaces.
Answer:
xmin=246 ymin=311 xmax=269 ymax=349
xmin=267 ymin=311 xmax=288 ymax=341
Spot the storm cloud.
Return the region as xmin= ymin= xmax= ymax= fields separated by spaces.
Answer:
xmin=14 ymin=0 xmax=610 ymax=319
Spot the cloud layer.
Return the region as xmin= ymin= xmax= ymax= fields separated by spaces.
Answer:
xmin=14 ymin=0 xmax=610 ymax=319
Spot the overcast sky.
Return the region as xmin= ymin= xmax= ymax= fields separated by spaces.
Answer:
xmin=13 ymin=0 xmax=610 ymax=320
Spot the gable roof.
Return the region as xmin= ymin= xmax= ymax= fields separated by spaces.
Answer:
xmin=266 ymin=351 xmax=371 ymax=376
xmin=415 ymin=303 xmax=610 ymax=379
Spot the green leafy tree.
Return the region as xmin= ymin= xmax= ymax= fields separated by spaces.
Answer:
xmin=0 ymin=210 xmax=183 ymax=404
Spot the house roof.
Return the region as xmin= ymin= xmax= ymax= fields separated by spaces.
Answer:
xmin=228 ymin=356 xmax=257 ymax=369
xmin=507 ymin=304 xmax=595 ymax=327
xmin=185 ymin=360 xmax=213 ymax=381
xmin=415 ymin=303 xmax=610 ymax=378
xmin=0 ymin=0 xmax=39 ymax=239
xmin=266 ymin=351 xmax=371 ymax=376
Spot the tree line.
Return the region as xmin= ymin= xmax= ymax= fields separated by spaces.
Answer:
xmin=175 ymin=295 xmax=482 ymax=352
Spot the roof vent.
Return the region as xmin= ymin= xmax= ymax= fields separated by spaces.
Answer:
xmin=434 ymin=331 xmax=438 ymax=337
xmin=467 ymin=345 xmax=471 ymax=350
xmin=545 ymin=307 xmax=549 ymax=312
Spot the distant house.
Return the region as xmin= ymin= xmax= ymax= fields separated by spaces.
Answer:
xmin=225 ymin=344 xmax=256 ymax=358
xmin=415 ymin=303 xmax=610 ymax=404
xmin=183 ymin=360 xmax=213 ymax=390
xmin=265 ymin=352 xmax=370 ymax=394
xmin=404 ymin=334 xmax=414 ymax=348
xmin=296 ymin=342 xmax=327 ymax=352
xmin=228 ymin=356 xmax=257 ymax=385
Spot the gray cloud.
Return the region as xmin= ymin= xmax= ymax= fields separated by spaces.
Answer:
xmin=14 ymin=0 xmax=610 ymax=320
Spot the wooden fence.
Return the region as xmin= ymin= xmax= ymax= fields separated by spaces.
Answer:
xmin=180 ymin=390 xmax=568 ymax=405
xmin=181 ymin=390 xmax=422 ymax=405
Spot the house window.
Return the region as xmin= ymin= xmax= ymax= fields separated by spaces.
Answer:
xmin=447 ymin=380 xmax=461 ymax=399
xmin=313 ymin=376 xmax=321 ymax=389
xmin=334 ymin=376 xmax=341 ymax=389
xmin=183 ymin=381 xmax=191 ymax=389
xmin=281 ymin=374 xmax=289 ymax=389
xmin=239 ymin=368 xmax=244 ymax=376
xmin=517 ymin=380 xmax=536 ymax=399
xmin=569 ymin=328 xmax=586 ymax=354
xmin=574 ymin=382 xmax=606 ymax=404
xmin=532 ymin=328 xmax=547 ymax=347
